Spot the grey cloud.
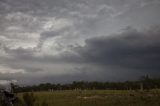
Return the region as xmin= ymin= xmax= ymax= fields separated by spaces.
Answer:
xmin=3 ymin=46 xmax=35 ymax=58
xmin=40 ymin=31 xmax=60 ymax=40
xmin=1 ymin=0 xmax=160 ymax=84
xmin=4 ymin=47 xmax=33 ymax=55
xmin=10 ymin=66 xmax=43 ymax=73
xmin=39 ymin=25 xmax=71 ymax=45
xmin=73 ymin=26 xmax=160 ymax=74
xmin=2 ymin=26 xmax=160 ymax=78
xmin=0 ymin=72 xmax=44 ymax=85
xmin=0 ymin=68 xmax=116 ymax=85
xmin=38 ymin=31 xmax=61 ymax=48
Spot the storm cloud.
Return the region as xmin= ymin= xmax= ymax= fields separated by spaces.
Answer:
xmin=0 ymin=0 xmax=160 ymax=84
xmin=73 ymin=26 xmax=160 ymax=74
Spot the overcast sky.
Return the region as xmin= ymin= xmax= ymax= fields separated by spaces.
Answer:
xmin=0 ymin=0 xmax=160 ymax=85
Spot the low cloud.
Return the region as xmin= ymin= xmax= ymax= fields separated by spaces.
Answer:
xmin=73 ymin=26 xmax=160 ymax=76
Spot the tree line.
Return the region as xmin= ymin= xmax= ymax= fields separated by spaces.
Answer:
xmin=13 ymin=76 xmax=160 ymax=92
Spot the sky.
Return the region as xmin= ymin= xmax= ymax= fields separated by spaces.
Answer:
xmin=0 ymin=0 xmax=160 ymax=85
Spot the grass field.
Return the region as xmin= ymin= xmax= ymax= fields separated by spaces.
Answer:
xmin=18 ymin=89 xmax=160 ymax=106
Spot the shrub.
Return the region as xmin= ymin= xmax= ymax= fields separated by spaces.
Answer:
xmin=23 ymin=93 xmax=36 ymax=106
xmin=41 ymin=101 xmax=48 ymax=106
xmin=14 ymin=98 xmax=24 ymax=106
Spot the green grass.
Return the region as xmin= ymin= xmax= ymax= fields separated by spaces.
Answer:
xmin=18 ymin=89 xmax=160 ymax=106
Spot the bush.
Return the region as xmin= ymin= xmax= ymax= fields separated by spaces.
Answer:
xmin=0 ymin=96 xmax=4 ymax=106
xmin=14 ymin=98 xmax=24 ymax=106
xmin=23 ymin=93 xmax=36 ymax=106
xmin=41 ymin=101 xmax=48 ymax=106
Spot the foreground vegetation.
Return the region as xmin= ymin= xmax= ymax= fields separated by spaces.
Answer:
xmin=2 ymin=76 xmax=160 ymax=106
xmin=16 ymin=89 xmax=160 ymax=106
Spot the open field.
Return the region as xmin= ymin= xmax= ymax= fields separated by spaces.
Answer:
xmin=18 ymin=89 xmax=160 ymax=106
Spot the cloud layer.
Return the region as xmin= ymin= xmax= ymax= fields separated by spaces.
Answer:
xmin=0 ymin=0 xmax=160 ymax=84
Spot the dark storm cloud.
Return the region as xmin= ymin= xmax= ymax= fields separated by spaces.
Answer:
xmin=1 ymin=0 xmax=160 ymax=84
xmin=2 ymin=26 xmax=160 ymax=79
xmin=74 ymin=26 xmax=160 ymax=74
